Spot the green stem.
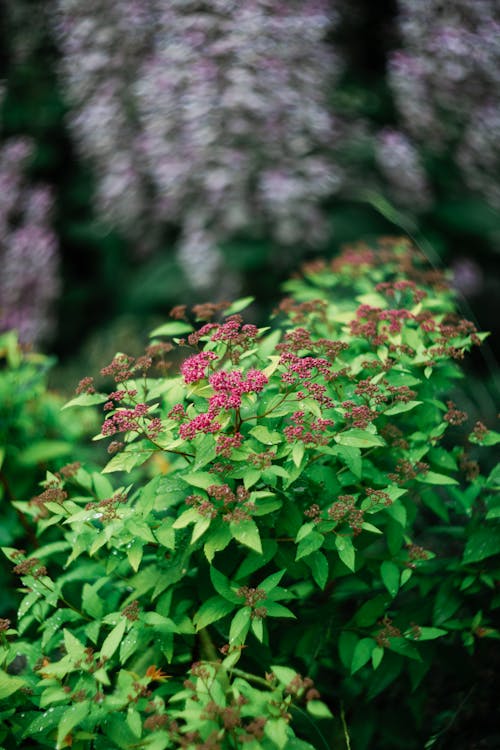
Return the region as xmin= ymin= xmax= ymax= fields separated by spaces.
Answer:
xmin=341 ymin=702 xmax=352 ymax=750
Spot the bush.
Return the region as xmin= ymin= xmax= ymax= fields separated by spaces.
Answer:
xmin=0 ymin=332 xmax=98 ymax=618
xmin=1 ymin=238 xmax=499 ymax=749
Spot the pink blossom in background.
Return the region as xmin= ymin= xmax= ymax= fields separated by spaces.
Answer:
xmin=0 ymin=134 xmax=59 ymax=345
xmin=54 ymin=0 xmax=341 ymax=288
xmin=389 ymin=0 xmax=500 ymax=208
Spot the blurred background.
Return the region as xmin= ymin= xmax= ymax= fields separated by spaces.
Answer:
xmin=0 ymin=0 xmax=499 ymax=397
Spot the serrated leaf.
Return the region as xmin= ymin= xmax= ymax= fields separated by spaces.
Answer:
xmin=63 ymin=629 xmax=86 ymax=660
xmin=335 ymin=429 xmax=385 ymax=448
xmin=191 ymin=516 xmax=211 ymax=543
xmin=100 ymin=618 xmax=127 ymax=659
xmin=230 ymin=519 xmax=262 ymax=553
xmin=181 ymin=471 xmax=218 ymax=490
xmin=0 ymin=670 xmax=26 ymax=699
xmin=416 ymin=471 xmax=458 ymax=485
xmin=335 ymin=536 xmax=355 ymax=571
xmin=210 ymin=567 xmax=241 ymax=604
xmin=193 ymin=596 xmax=236 ymax=630
xmin=292 ymin=442 xmax=305 ymax=467
xmin=259 ymin=570 xmax=286 ymax=593
xmin=388 ymin=637 xmax=421 ymax=661
xmin=250 ymin=426 xmax=283 ymax=445
xmin=384 ymin=401 xmax=422 ymax=416
xmin=463 ymin=526 xmax=500 ymax=563
xmin=407 ymin=627 xmax=447 ymax=641
xmin=229 ymin=607 xmax=251 ymax=643
xmin=305 ymin=550 xmax=329 ymax=589
xmin=251 ymin=617 xmax=264 ymax=642
xmin=296 ymin=531 xmax=324 ymax=561
xmin=265 ymin=602 xmax=296 ymax=619
xmin=351 ymin=638 xmax=375 ymax=674
xmin=56 ymin=701 xmax=90 ymax=749
xmin=380 ymin=561 xmax=400 ymax=597
xmin=204 ymin=524 xmax=232 ymax=562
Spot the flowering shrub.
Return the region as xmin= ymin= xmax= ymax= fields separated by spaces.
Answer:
xmin=1 ymin=238 xmax=499 ymax=748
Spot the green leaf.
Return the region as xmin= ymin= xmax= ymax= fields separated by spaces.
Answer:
xmin=251 ymin=617 xmax=264 ymax=642
xmin=296 ymin=531 xmax=324 ymax=561
xmin=380 ymin=561 xmax=400 ymax=597
xmin=250 ymin=425 xmax=283 ymax=445
xmin=100 ymin=618 xmax=127 ymax=659
xmin=354 ymin=595 xmax=389 ymax=627
xmin=307 ymin=700 xmax=334 ymax=719
xmin=63 ymin=629 xmax=86 ymax=660
xmin=223 ymin=296 xmax=255 ymax=315
xmin=330 ymin=445 xmax=362 ymax=478
xmin=304 ymin=551 xmax=329 ymax=589
xmin=292 ymin=442 xmax=305 ymax=467
xmin=210 ymin=567 xmax=241 ymax=604
xmin=230 ymin=519 xmax=262 ymax=553
xmin=265 ymin=602 xmax=296 ymax=619
xmin=407 ymin=627 xmax=447 ymax=641
xmin=172 ymin=508 xmax=200 ymax=529
xmin=149 ymin=321 xmax=194 ymax=337
xmin=371 ymin=646 xmax=384 ymax=670
xmin=181 ymin=472 xmax=218 ymax=490
xmin=204 ymin=524 xmax=232 ymax=562
xmin=229 ymin=607 xmax=251 ymax=644
xmin=338 ymin=631 xmax=359 ymax=670
xmin=416 ymin=471 xmax=458 ymax=486
xmin=0 ymin=671 xmax=26 ymax=699
xmin=56 ymin=701 xmax=90 ymax=749
xmin=384 ymin=401 xmax=422 ymax=416
xmin=102 ymin=448 xmax=152 ymax=474
xmin=193 ymin=596 xmax=236 ymax=630
xmin=191 ymin=516 xmax=211 ymax=544
xmin=271 ymin=665 xmax=298 ymax=686
xmin=335 ymin=429 xmax=385 ymax=448
xmin=463 ymin=526 xmax=500 ymax=563
xmin=335 ymin=536 xmax=355 ymax=571
xmin=260 ymin=570 xmax=286 ymax=593
xmin=388 ymin=637 xmax=421 ymax=661
xmin=265 ymin=718 xmax=289 ymax=749
xmin=62 ymin=393 xmax=108 ymax=410
xmin=18 ymin=441 xmax=72 ymax=465
xmin=127 ymin=708 xmax=142 ymax=738
xmin=154 ymin=522 xmax=176 ymax=550
xmin=351 ymin=638 xmax=375 ymax=674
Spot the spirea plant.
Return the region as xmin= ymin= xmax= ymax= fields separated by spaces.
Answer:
xmin=1 ymin=238 xmax=499 ymax=749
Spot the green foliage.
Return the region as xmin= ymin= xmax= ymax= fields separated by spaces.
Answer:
xmin=1 ymin=239 xmax=498 ymax=749
xmin=0 ymin=332 xmax=99 ymax=616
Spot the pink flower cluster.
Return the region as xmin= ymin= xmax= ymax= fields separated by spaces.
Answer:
xmin=216 ymin=433 xmax=244 ymax=458
xmin=350 ymin=305 xmax=414 ymax=344
xmin=284 ymin=411 xmax=334 ymax=446
xmin=181 ymin=351 xmax=218 ymax=384
xmin=209 ymin=369 xmax=268 ymax=410
xmin=102 ymin=402 xmax=161 ymax=439
xmin=179 ymin=367 xmax=268 ymax=441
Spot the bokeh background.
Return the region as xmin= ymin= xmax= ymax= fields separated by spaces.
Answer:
xmin=1 ymin=0 xmax=499 ymax=400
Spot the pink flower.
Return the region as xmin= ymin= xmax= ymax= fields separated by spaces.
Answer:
xmin=181 ymin=351 xmax=218 ymax=383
